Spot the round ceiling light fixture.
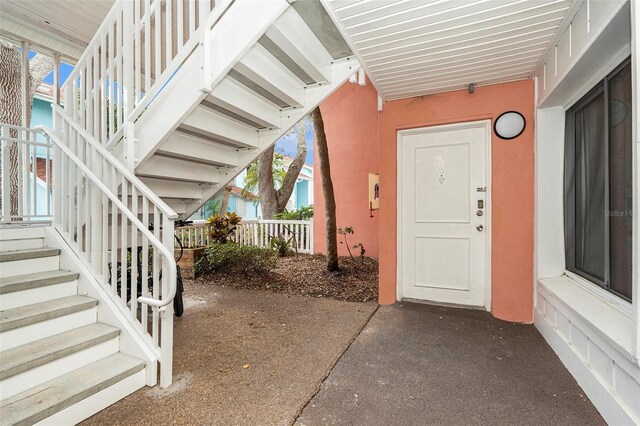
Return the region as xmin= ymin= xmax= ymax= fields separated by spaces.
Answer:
xmin=494 ymin=111 xmax=526 ymax=140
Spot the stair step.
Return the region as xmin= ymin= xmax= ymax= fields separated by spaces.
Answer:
xmin=0 ymin=353 xmax=145 ymax=426
xmin=0 ymin=248 xmax=59 ymax=263
xmin=0 ymin=323 xmax=119 ymax=380
xmin=0 ymin=295 xmax=97 ymax=332
xmin=0 ymin=237 xmax=44 ymax=250
xmin=0 ymin=227 xmax=45 ymax=241
xmin=0 ymin=270 xmax=79 ymax=295
xmin=137 ymin=155 xmax=222 ymax=184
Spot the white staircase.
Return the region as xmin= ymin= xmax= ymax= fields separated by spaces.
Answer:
xmin=0 ymin=227 xmax=146 ymax=425
xmin=0 ymin=0 xmax=358 ymax=422
xmin=63 ymin=0 xmax=359 ymax=219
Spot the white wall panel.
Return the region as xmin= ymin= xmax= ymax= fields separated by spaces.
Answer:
xmin=534 ymin=0 xmax=630 ymax=106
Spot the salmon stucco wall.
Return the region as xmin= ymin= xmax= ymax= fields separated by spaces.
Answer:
xmin=314 ymin=79 xmax=380 ymax=258
xmin=379 ymin=80 xmax=535 ymax=323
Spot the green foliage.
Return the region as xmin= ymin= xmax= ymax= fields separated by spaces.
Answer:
xmin=242 ymin=153 xmax=287 ymax=197
xmin=269 ymin=234 xmax=293 ymax=257
xmin=197 ymin=242 xmax=276 ymax=276
xmin=338 ymin=226 xmax=366 ymax=265
xmin=204 ymin=199 xmax=221 ymax=217
xmin=273 ymin=205 xmax=314 ymax=221
xmin=338 ymin=226 xmax=354 ymax=236
xmin=206 ymin=212 xmax=242 ymax=243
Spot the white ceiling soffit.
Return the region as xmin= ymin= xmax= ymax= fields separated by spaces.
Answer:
xmin=0 ymin=0 xmax=114 ymax=62
xmin=324 ymin=0 xmax=578 ymax=101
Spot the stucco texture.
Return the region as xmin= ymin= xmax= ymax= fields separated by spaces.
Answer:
xmin=314 ymin=79 xmax=380 ymax=258
xmin=378 ymin=80 xmax=535 ymax=323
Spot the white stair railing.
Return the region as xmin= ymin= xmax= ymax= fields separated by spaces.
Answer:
xmin=61 ymin=0 xmax=228 ymax=153
xmin=0 ymin=124 xmax=53 ymax=223
xmin=45 ymin=105 xmax=179 ymax=387
xmin=48 ymin=0 xmax=233 ymax=388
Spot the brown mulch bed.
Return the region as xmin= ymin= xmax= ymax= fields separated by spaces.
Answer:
xmin=194 ymin=254 xmax=378 ymax=303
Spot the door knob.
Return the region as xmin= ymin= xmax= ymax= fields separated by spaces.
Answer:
xmin=476 ymin=225 xmax=484 ymax=231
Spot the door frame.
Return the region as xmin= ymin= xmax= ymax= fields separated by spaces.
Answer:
xmin=396 ymin=120 xmax=492 ymax=311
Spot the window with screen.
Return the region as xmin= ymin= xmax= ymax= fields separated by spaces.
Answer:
xmin=564 ymin=57 xmax=633 ymax=301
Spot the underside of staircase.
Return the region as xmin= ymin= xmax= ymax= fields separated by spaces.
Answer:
xmin=118 ymin=0 xmax=358 ymax=218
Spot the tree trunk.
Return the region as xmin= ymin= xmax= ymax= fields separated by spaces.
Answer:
xmin=258 ymin=145 xmax=277 ymax=219
xmin=277 ymin=119 xmax=307 ymax=206
xmin=0 ymin=43 xmax=23 ymax=218
xmin=312 ymin=106 xmax=338 ymax=271
xmin=258 ymin=119 xmax=308 ymax=219
xmin=219 ymin=186 xmax=233 ymax=215
xmin=0 ymin=43 xmax=53 ymax=218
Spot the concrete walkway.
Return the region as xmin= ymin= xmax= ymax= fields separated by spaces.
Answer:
xmin=83 ymin=283 xmax=377 ymax=425
xmin=84 ymin=286 xmax=603 ymax=425
xmin=297 ymin=302 xmax=604 ymax=426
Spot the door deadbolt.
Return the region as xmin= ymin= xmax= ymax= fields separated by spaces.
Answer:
xmin=476 ymin=210 xmax=483 ymax=216
xmin=476 ymin=225 xmax=484 ymax=231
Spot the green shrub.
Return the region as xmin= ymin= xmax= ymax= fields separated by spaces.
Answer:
xmin=270 ymin=234 xmax=293 ymax=257
xmin=197 ymin=242 xmax=276 ymax=276
xmin=274 ymin=205 xmax=314 ymax=220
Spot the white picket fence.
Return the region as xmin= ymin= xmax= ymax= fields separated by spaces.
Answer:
xmin=177 ymin=219 xmax=314 ymax=254
xmin=175 ymin=220 xmax=213 ymax=249
xmin=234 ymin=219 xmax=314 ymax=254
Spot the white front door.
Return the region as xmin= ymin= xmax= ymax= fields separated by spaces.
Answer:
xmin=399 ymin=121 xmax=489 ymax=308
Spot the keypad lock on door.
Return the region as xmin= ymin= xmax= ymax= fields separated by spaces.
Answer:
xmin=476 ymin=199 xmax=484 ymax=216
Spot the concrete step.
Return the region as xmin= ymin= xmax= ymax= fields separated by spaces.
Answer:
xmin=0 ymin=227 xmax=45 ymax=241
xmin=0 ymin=271 xmax=80 ymax=310
xmin=0 ymin=295 xmax=97 ymax=333
xmin=0 ymin=270 xmax=78 ymax=295
xmin=0 ymin=237 xmax=44 ymax=251
xmin=0 ymin=353 xmax=145 ymax=426
xmin=0 ymin=323 xmax=119 ymax=380
xmin=0 ymin=299 xmax=98 ymax=352
xmin=0 ymin=248 xmax=59 ymax=263
xmin=0 ymin=248 xmax=60 ymax=279
xmin=0 ymin=323 xmax=120 ymax=399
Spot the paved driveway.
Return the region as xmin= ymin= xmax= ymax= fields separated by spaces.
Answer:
xmin=297 ymin=302 xmax=604 ymax=426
